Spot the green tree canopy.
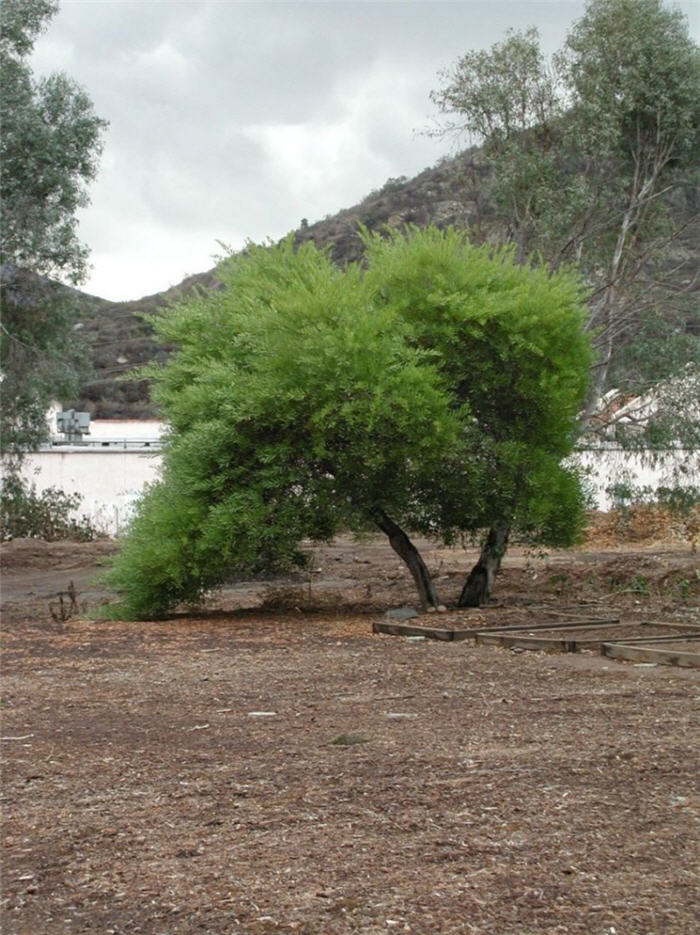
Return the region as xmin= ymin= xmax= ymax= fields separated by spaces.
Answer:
xmin=1 ymin=0 xmax=107 ymax=282
xmin=106 ymin=229 xmax=591 ymax=619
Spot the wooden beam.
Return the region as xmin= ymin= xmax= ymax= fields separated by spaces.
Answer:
xmin=476 ymin=629 xmax=700 ymax=653
xmin=373 ymin=616 xmax=621 ymax=641
xmin=601 ymin=643 xmax=700 ymax=668
xmin=372 ymin=622 xmax=464 ymax=641
xmin=557 ymin=632 xmax=700 ymax=651
xmin=472 ymin=618 xmax=621 ymax=634
xmin=373 ymin=619 xmax=696 ymax=650
xmin=591 ymin=633 xmax=700 ymax=644
xmin=475 ymin=633 xmax=579 ymax=652
xmin=643 ymin=621 xmax=700 ymax=631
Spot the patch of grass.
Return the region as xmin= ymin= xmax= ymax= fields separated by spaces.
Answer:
xmin=631 ymin=574 xmax=651 ymax=597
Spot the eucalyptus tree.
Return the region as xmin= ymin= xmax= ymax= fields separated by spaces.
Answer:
xmin=430 ymin=0 xmax=699 ymax=423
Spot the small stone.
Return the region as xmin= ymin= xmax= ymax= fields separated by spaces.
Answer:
xmin=385 ymin=606 xmax=419 ymax=620
xmin=330 ymin=733 xmax=370 ymax=746
xmin=436 ymin=604 xmax=447 ymax=613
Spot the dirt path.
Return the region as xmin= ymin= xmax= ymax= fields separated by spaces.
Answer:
xmin=1 ymin=537 xmax=699 ymax=934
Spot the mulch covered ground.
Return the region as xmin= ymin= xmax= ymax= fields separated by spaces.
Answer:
xmin=1 ymin=535 xmax=699 ymax=934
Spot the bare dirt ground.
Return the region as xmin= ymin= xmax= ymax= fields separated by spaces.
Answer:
xmin=2 ymin=530 xmax=699 ymax=934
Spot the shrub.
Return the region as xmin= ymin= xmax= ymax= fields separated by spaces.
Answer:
xmin=0 ymin=471 xmax=101 ymax=541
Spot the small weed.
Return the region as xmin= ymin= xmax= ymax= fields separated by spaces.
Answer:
xmin=548 ymin=572 xmax=571 ymax=597
xmin=678 ymin=571 xmax=699 ymax=601
xmin=49 ymin=581 xmax=83 ymax=623
xmin=631 ymin=574 xmax=650 ymax=597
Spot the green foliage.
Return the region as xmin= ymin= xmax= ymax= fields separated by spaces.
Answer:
xmin=430 ymin=27 xmax=565 ymax=263
xmin=605 ymin=476 xmax=699 ymax=551
xmin=0 ymin=0 xmax=106 ymax=456
xmin=0 ymin=0 xmax=57 ymax=57
xmin=362 ymin=226 xmax=592 ymax=542
xmin=430 ymin=0 xmax=700 ymax=419
xmin=0 ymin=267 xmax=92 ymax=456
xmin=0 ymin=0 xmax=108 ymax=282
xmin=607 ymin=305 xmax=700 ymax=397
xmin=0 ymin=470 xmax=100 ymax=541
xmin=430 ymin=27 xmax=560 ymax=147
xmin=563 ymin=0 xmax=699 ymax=167
xmin=106 ymin=229 xmax=591 ymax=619
xmin=608 ymin=478 xmax=699 ymax=516
xmin=631 ymin=574 xmax=651 ymax=597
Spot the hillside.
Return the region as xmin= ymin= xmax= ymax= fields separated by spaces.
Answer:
xmin=68 ymin=147 xmax=697 ymax=419
xmin=67 ymin=147 xmax=495 ymax=418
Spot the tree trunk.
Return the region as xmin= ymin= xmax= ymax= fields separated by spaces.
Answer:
xmin=373 ymin=508 xmax=440 ymax=611
xmin=458 ymin=520 xmax=510 ymax=607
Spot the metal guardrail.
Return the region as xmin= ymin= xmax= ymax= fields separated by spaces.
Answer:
xmin=40 ymin=438 xmax=162 ymax=451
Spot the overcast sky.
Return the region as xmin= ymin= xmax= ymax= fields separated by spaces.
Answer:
xmin=32 ymin=0 xmax=698 ymax=302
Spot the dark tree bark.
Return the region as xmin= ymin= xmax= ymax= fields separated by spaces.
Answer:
xmin=458 ymin=520 xmax=511 ymax=607
xmin=373 ymin=507 xmax=440 ymax=610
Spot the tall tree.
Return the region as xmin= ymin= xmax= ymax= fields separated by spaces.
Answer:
xmin=430 ymin=0 xmax=699 ymax=422
xmin=0 ymin=0 xmax=107 ymax=457
xmin=430 ymin=27 xmax=563 ymax=265
xmin=562 ymin=0 xmax=699 ymax=421
xmin=105 ymin=230 xmax=590 ymax=619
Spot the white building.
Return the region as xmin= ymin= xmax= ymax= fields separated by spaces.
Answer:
xmin=19 ymin=414 xmax=164 ymax=535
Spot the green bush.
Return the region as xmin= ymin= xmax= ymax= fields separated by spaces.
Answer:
xmin=0 ymin=471 xmax=101 ymax=541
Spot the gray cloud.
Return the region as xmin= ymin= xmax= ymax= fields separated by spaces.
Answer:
xmin=31 ymin=0 xmax=698 ymax=299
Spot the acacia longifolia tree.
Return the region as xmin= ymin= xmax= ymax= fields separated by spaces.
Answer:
xmin=105 ymin=228 xmax=591 ymax=619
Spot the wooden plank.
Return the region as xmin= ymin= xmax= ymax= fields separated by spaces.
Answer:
xmin=477 ymin=630 xmax=700 ymax=654
xmin=591 ymin=633 xmax=700 ymax=644
xmin=559 ymin=632 xmax=700 ymax=651
xmin=474 ymin=617 xmax=621 ymax=634
xmin=644 ymin=621 xmax=700 ymax=631
xmin=634 ymin=640 xmax=700 ymax=653
xmin=372 ymin=622 xmax=461 ymax=641
xmin=373 ymin=617 xmax=695 ymax=645
xmin=475 ymin=632 xmax=578 ymax=652
xmin=478 ymin=620 xmax=619 ymax=638
xmin=493 ymin=624 xmax=695 ymax=642
xmin=601 ymin=642 xmax=700 ymax=668
xmin=373 ymin=617 xmax=621 ymax=642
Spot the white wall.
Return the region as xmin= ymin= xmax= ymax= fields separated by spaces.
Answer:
xmin=20 ymin=448 xmax=162 ymax=535
xmin=14 ymin=418 xmax=695 ymax=535
xmin=572 ymin=448 xmax=695 ymax=510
